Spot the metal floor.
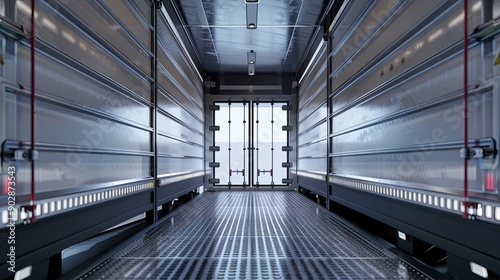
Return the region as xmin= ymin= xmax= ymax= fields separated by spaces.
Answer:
xmin=80 ymin=192 xmax=432 ymax=279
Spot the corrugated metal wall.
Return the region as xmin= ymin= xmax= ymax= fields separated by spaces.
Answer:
xmin=327 ymin=0 xmax=500 ymax=222
xmin=11 ymin=0 xmax=154 ymax=200
xmin=0 ymin=0 xmax=203 ymax=226
xmin=297 ymin=42 xmax=327 ymax=195
xmin=0 ymin=1 xmax=205 ymax=276
xmin=156 ymin=9 xmax=204 ymax=188
xmin=294 ymin=1 xmax=500 ymax=275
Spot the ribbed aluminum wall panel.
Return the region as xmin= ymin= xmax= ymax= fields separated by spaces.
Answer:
xmin=297 ymin=42 xmax=327 ymax=178
xmin=8 ymin=0 xmax=154 ymax=199
xmin=328 ymin=0 xmax=500 ymax=216
xmin=0 ymin=0 xmax=203 ymax=225
xmin=156 ymin=11 xmax=204 ymax=179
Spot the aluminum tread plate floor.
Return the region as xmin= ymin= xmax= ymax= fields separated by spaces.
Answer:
xmin=80 ymin=192 xmax=431 ymax=279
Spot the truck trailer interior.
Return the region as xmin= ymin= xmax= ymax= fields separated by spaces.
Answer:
xmin=1 ymin=0 xmax=500 ymax=279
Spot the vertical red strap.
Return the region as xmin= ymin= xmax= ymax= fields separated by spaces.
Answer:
xmin=486 ymin=172 xmax=495 ymax=191
xmin=463 ymin=0 xmax=469 ymax=218
xmin=30 ymin=0 xmax=37 ymax=218
xmin=2 ymin=175 xmax=7 ymax=195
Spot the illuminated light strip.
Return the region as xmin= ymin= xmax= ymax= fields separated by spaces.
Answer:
xmin=330 ymin=177 xmax=500 ymax=224
xmin=0 ymin=182 xmax=154 ymax=227
xmin=158 ymin=171 xmax=205 ymax=186
xmin=296 ymin=171 xmax=326 ymax=181
xmin=470 ymin=262 xmax=488 ymax=278
xmin=14 ymin=266 xmax=32 ymax=280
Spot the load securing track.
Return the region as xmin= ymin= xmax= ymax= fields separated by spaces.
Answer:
xmin=81 ymin=192 xmax=431 ymax=279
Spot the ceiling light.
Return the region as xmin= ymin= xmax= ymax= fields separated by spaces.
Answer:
xmin=248 ymin=64 xmax=255 ymax=75
xmin=246 ymin=2 xmax=258 ymax=29
xmin=247 ymin=50 xmax=256 ymax=75
xmin=245 ymin=0 xmax=259 ymax=3
xmin=247 ymin=50 xmax=256 ymax=64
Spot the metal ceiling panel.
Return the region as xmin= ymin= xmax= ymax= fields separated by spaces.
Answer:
xmin=174 ymin=0 xmax=326 ymax=75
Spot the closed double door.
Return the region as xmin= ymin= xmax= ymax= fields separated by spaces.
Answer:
xmin=212 ymin=101 xmax=290 ymax=188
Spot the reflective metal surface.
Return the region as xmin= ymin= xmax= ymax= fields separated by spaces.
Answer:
xmin=1 ymin=0 xmax=204 ymax=200
xmin=81 ymin=192 xmax=431 ymax=279
xmin=298 ymin=42 xmax=327 ymax=175
xmin=327 ymin=0 xmax=499 ymax=199
xmin=174 ymin=0 xmax=325 ymax=74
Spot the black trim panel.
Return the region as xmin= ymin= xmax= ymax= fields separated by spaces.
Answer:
xmin=330 ymin=184 xmax=500 ymax=276
xmin=157 ymin=176 xmax=203 ymax=205
xmin=0 ymin=190 xmax=154 ymax=279
xmin=298 ymin=176 xmax=327 ymax=198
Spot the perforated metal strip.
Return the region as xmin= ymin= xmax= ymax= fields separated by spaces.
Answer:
xmin=81 ymin=192 xmax=431 ymax=279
